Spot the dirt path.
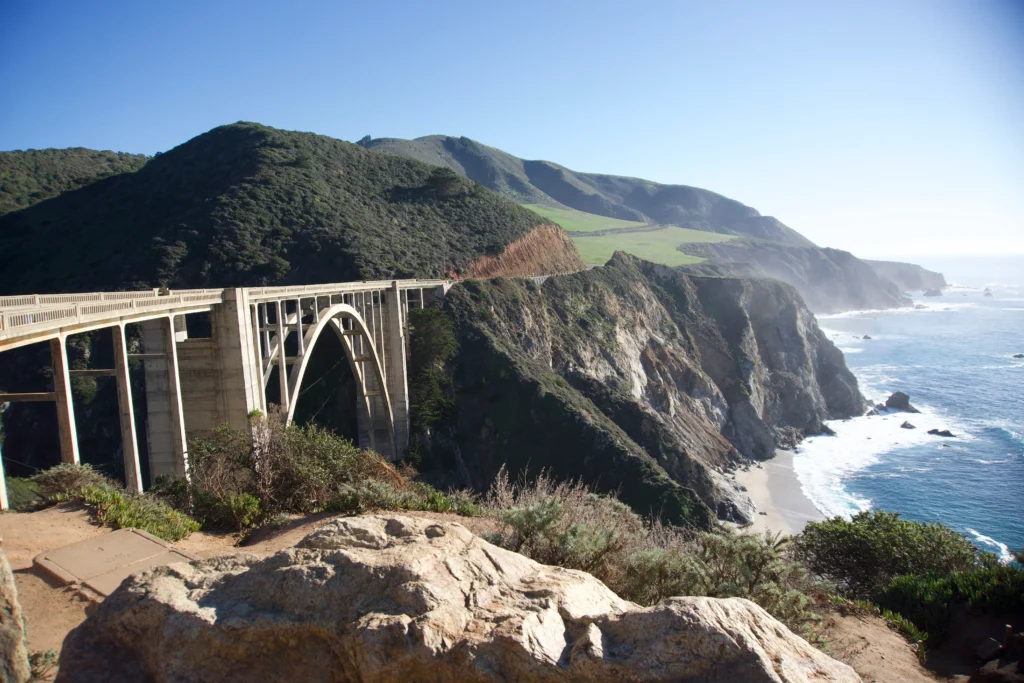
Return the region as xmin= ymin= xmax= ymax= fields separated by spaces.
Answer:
xmin=821 ymin=610 xmax=944 ymax=683
xmin=0 ymin=504 xmax=108 ymax=655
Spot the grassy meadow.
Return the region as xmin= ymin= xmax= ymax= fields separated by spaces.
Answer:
xmin=523 ymin=203 xmax=648 ymax=233
xmin=572 ymin=226 xmax=733 ymax=266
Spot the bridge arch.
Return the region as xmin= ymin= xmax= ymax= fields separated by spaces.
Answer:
xmin=280 ymin=303 xmax=396 ymax=457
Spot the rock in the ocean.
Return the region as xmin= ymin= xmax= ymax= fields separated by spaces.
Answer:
xmin=56 ymin=515 xmax=860 ymax=683
xmin=0 ymin=550 xmax=31 ymax=683
xmin=900 ymin=421 xmax=916 ymax=429
xmin=927 ymin=428 xmax=956 ymax=438
xmin=923 ymin=288 xmax=942 ymax=297
xmin=861 ymin=335 xmax=872 ymax=340
xmin=1013 ymin=353 xmax=1024 ymax=359
xmin=885 ymin=392 xmax=920 ymax=413
xmin=983 ymin=288 xmax=993 ymax=298
xmin=866 ymin=408 xmax=879 ymax=416
xmin=914 ymin=304 xmax=927 ymax=310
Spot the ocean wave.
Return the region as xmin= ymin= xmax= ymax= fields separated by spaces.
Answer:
xmin=837 ymin=347 xmax=863 ymax=354
xmin=967 ymin=528 xmax=1014 ymax=564
xmin=792 ymin=405 xmax=974 ymax=519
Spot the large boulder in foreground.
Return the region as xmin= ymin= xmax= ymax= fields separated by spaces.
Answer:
xmin=56 ymin=516 xmax=859 ymax=683
xmin=0 ymin=549 xmax=31 ymax=683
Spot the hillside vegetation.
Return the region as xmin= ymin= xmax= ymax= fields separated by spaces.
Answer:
xmin=360 ymin=135 xmax=815 ymax=246
xmin=0 ymin=123 xmax=559 ymax=294
xmin=0 ymin=148 xmax=148 ymax=216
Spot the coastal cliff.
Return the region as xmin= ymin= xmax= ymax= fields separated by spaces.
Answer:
xmin=680 ymin=240 xmax=911 ymax=313
xmin=864 ymin=259 xmax=947 ymax=292
xmin=417 ymin=253 xmax=864 ymax=526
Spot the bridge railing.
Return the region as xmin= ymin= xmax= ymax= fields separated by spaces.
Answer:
xmin=0 ymin=288 xmax=227 ymax=310
xmin=0 ymin=292 xmax=226 ymax=339
xmin=243 ymin=279 xmax=449 ymax=303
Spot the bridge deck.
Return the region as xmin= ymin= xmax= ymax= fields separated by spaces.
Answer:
xmin=0 ymin=280 xmax=447 ymax=352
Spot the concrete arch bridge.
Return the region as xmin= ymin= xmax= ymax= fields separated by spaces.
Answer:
xmin=0 ymin=279 xmax=450 ymax=508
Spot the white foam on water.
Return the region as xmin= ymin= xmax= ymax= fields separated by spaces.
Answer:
xmin=967 ymin=528 xmax=1014 ymax=564
xmin=792 ymin=406 xmax=973 ymax=521
xmin=837 ymin=347 xmax=863 ymax=354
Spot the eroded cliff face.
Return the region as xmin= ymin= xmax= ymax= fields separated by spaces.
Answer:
xmin=422 ymin=253 xmax=864 ymax=525
xmin=461 ymin=223 xmax=585 ymax=279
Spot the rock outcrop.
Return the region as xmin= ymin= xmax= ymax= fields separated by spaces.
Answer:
xmin=422 ymin=253 xmax=864 ymax=526
xmin=885 ymin=392 xmax=920 ymax=413
xmin=0 ymin=550 xmax=30 ymax=683
xmin=56 ymin=515 xmax=860 ymax=683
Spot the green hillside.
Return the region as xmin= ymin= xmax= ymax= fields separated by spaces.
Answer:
xmin=573 ymin=226 xmax=733 ymax=267
xmin=522 ymin=204 xmax=647 ymax=232
xmin=360 ymin=134 xmax=815 ymax=246
xmin=0 ymin=123 xmax=550 ymax=294
xmin=0 ymin=148 xmax=149 ymax=216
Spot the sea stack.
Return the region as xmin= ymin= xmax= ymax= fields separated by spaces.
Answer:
xmin=885 ymin=392 xmax=920 ymax=413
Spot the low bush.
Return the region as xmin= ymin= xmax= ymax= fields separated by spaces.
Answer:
xmin=484 ymin=468 xmax=824 ymax=633
xmin=795 ymin=510 xmax=978 ymax=600
xmin=174 ymin=415 xmax=477 ymax=530
xmin=30 ymin=464 xmax=199 ymax=542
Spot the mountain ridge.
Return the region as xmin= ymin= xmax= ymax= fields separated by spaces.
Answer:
xmin=360 ymin=135 xmax=816 ymax=247
xmin=0 ymin=123 xmax=582 ymax=294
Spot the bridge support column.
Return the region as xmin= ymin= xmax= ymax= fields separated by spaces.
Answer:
xmin=142 ymin=317 xmax=188 ymax=481
xmin=50 ymin=337 xmax=80 ymax=464
xmin=386 ymin=281 xmax=410 ymax=457
xmin=113 ymin=324 xmax=143 ymax=492
xmin=211 ymin=289 xmax=262 ymax=430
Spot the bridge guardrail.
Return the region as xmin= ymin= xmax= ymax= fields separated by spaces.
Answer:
xmin=0 ymin=293 xmax=225 ymax=339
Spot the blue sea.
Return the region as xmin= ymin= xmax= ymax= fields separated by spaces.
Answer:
xmin=793 ymin=256 xmax=1024 ymax=562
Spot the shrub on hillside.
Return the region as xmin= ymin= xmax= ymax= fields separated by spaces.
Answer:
xmin=876 ymin=560 xmax=1024 ymax=644
xmin=484 ymin=468 xmax=823 ymax=633
xmin=29 ymin=464 xmax=199 ymax=541
xmin=170 ymin=414 xmax=477 ymax=530
xmin=795 ymin=510 xmax=978 ymax=600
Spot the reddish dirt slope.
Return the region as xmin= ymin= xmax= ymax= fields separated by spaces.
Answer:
xmin=462 ymin=223 xmax=585 ymax=279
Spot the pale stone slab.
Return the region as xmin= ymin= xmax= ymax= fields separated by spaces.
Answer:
xmin=34 ymin=529 xmax=195 ymax=598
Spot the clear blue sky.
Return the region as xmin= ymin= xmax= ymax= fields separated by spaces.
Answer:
xmin=2 ymin=0 xmax=1022 ymax=257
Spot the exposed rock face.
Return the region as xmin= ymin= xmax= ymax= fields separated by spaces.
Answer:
xmin=424 ymin=253 xmax=864 ymax=526
xmin=863 ymin=260 xmax=947 ymax=292
xmin=461 ymin=223 xmax=585 ymax=279
xmin=885 ymin=392 xmax=920 ymax=413
xmin=0 ymin=550 xmax=30 ymax=683
xmin=681 ymin=242 xmax=911 ymax=313
xmin=56 ymin=515 xmax=860 ymax=683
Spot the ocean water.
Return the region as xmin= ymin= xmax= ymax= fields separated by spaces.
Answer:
xmin=793 ymin=263 xmax=1024 ymax=562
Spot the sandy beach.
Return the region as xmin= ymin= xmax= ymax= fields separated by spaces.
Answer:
xmin=733 ymin=449 xmax=825 ymax=536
